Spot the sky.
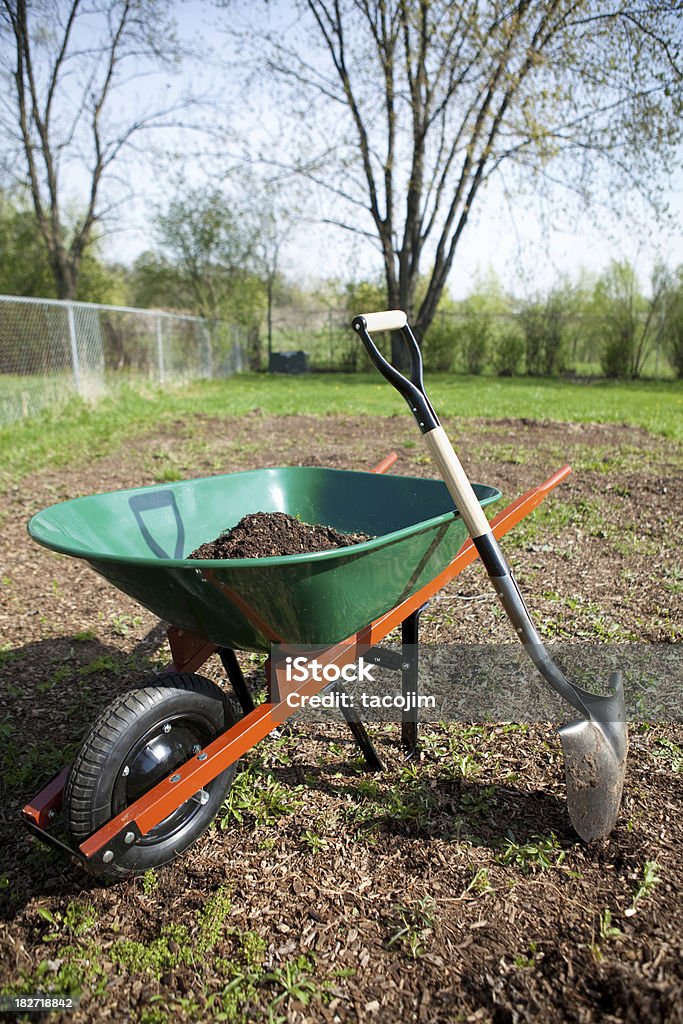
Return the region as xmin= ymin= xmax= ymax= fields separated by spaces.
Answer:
xmin=99 ymin=0 xmax=683 ymax=300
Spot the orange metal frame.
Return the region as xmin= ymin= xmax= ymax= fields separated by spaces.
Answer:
xmin=22 ymin=459 xmax=571 ymax=870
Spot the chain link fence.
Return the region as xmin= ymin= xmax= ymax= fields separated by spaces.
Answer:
xmin=0 ymin=296 xmax=246 ymax=426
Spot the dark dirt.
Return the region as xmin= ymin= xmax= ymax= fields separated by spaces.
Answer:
xmin=189 ymin=511 xmax=372 ymax=559
xmin=0 ymin=411 xmax=682 ymax=1024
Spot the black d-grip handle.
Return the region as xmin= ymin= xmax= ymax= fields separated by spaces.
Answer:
xmin=352 ymin=311 xmax=439 ymax=434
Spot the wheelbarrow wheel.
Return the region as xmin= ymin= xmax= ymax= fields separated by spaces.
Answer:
xmin=64 ymin=673 xmax=238 ymax=879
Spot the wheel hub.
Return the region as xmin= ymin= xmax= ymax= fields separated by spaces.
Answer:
xmin=113 ymin=714 xmax=212 ymax=845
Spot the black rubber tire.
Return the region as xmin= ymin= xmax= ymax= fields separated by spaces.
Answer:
xmin=64 ymin=674 xmax=237 ymax=879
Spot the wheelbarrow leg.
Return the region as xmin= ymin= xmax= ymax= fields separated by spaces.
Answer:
xmin=219 ymin=648 xmax=256 ymax=715
xmin=401 ymin=603 xmax=428 ymax=757
xmin=338 ymin=704 xmax=385 ymax=772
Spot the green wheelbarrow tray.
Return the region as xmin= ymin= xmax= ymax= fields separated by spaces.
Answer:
xmin=28 ymin=466 xmax=501 ymax=653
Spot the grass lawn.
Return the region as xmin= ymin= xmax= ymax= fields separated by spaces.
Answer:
xmin=0 ymin=372 xmax=680 ymax=487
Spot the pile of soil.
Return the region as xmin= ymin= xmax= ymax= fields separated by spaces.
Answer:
xmin=189 ymin=510 xmax=373 ymax=559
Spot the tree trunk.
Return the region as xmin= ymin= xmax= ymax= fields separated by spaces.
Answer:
xmin=53 ymin=258 xmax=77 ymax=301
xmin=388 ymin=281 xmax=413 ymax=371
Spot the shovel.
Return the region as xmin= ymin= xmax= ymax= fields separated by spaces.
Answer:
xmin=352 ymin=310 xmax=628 ymax=841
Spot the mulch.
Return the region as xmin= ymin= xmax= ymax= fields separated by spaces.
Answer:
xmin=0 ymin=411 xmax=681 ymax=1024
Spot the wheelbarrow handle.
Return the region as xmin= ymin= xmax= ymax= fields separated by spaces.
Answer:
xmin=352 ymin=312 xmax=438 ymax=434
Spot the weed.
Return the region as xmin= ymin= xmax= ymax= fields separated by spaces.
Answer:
xmin=219 ymin=760 xmax=303 ymax=829
xmin=0 ymin=644 xmax=19 ymax=667
xmin=0 ymin=739 xmax=77 ymax=793
xmin=462 ymin=867 xmax=494 ymax=897
xmin=266 ymin=955 xmax=321 ymax=1009
xmin=37 ymin=900 xmax=97 ymax=940
xmin=110 ymin=923 xmax=193 ymax=977
xmin=300 ymin=829 xmax=328 ymax=854
xmin=239 ymin=931 xmax=267 ymax=972
xmin=111 ymin=614 xmax=142 ymax=637
xmin=496 ymin=833 xmax=566 ymax=873
xmin=662 ymin=566 xmax=683 ymax=595
xmin=79 ymin=654 xmax=118 ymax=675
xmin=196 ymin=886 xmax=232 ymax=955
xmin=460 ymin=785 xmax=497 ymax=816
xmin=141 ymin=869 xmax=158 ymax=896
xmin=72 ymin=629 xmax=96 ymax=641
xmin=625 ymin=860 xmax=660 ymax=916
xmin=590 ymin=908 xmax=623 ymax=961
xmin=446 ymin=753 xmax=483 ymax=780
xmin=2 ymin=945 xmax=107 ymax=1001
xmin=653 ymin=738 xmax=683 ymax=772
xmin=599 ymin=908 xmax=622 ymax=940
xmin=513 ymin=941 xmax=538 ymax=969
xmin=386 ymin=896 xmax=436 ymax=959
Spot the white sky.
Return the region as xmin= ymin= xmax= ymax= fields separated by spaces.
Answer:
xmin=100 ymin=0 xmax=683 ymax=300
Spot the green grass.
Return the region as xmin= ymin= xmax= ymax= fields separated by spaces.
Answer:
xmin=0 ymin=374 xmax=680 ymax=488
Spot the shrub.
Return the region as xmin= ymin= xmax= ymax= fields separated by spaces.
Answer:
xmin=493 ymin=325 xmax=525 ymax=376
xmin=663 ymin=280 xmax=683 ymax=379
xmin=519 ymin=296 xmax=568 ymax=376
xmin=422 ymin=317 xmax=459 ymax=371
xmin=458 ymin=312 xmax=491 ymax=375
xmin=600 ymin=324 xmax=633 ymax=379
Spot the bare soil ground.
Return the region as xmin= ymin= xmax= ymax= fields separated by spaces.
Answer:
xmin=0 ymin=413 xmax=682 ymax=1024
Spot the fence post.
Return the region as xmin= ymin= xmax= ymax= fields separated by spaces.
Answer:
xmin=156 ymin=316 xmax=165 ymax=383
xmin=67 ymin=302 xmax=82 ymax=395
xmin=202 ymin=321 xmax=213 ymax=378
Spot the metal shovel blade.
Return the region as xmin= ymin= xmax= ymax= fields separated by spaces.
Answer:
xmin=558 ymin=672 xmax=628 ymax=842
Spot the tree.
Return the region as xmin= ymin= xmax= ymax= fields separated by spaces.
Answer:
xmin=238 ymin=0 xmax=683 ymax=365
xmin=0 ymin=0 xmax=188 ymax=300
xmin=593 ymin=260 xmax=668 ymax=378
xmin=152 ymin=185 xmax=263 ymax=321
xmin=661 ymin=267 xmax=683 ymax=378
xmin=0 ymin=186 xmax=127 ymax=300
xmin=0 ymin=188 xmax=54 ymax=296
xmin=141 ymin=185 xmax=268 ymax=367
xmin=518 ymin=284 xmax=574 ymax=376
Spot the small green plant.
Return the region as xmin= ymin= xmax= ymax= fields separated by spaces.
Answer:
xmin=460 ymin=785 xmax=497 ymax=816
xmin=625 ymin=860 xmax=660 ymax=916
xmin=141 ymin=869 xmax=158 ymax=896
xmin=300 ymin=829 xmax=328 ymax=854
xmin=462 ymin=867 xmax=494 ymax=897
xmin=37 ymin=899 xmax=97 ymax=939
xmin=513 ymin=941 xmax=538 ymax=969
xmin=599 ymin=908 xmax=622 ymax=940
xmin=79 ymin=654 xmax=118 ymax=675
xmin=219 ymin=761 xmax=302 ymax=829
xmin=73 ymin=629 xmax=96 ymax=641
xmin=653 ymin=738 xmax=683 ymax=772
xmin=111 ymin=923 xmax=193 ymax=977
xmin=590 ymin=908 xmax=623 ymax=961
xmin=265 ymin=955 xmax=321 ymax=1008
xmin=111 ymin=613 xmax=142 ymax=637
xmin=386 ymin=896 xmax=435 ymax=958
xmin=196 ymin=885 xmax=232 ymax=955
xmin=496 ymin=833 xmax=566 ymax=873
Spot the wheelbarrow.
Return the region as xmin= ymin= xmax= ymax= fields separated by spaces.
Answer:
xmin=20 ymin=323 xmax=627 ymax=879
